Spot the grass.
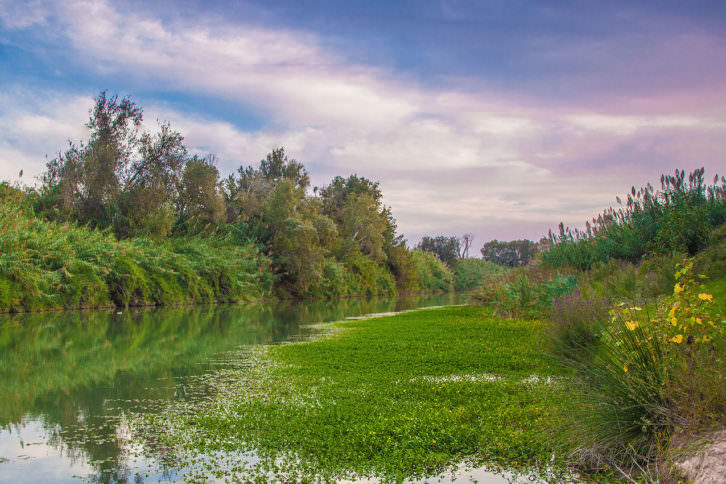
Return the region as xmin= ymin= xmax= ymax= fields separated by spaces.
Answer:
xmin=545 ymin=258 xmax=726 ymax=482
xmin=0 ymin=187 xmax=274 ymax=312
xmin=132 ymin=306 xmax=577 ymax=482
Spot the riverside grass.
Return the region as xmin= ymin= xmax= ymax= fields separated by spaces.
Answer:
xmin=131 ymin=306 xmax=578 ymax=483
xmin=0 ymin=193 xmax=273 ymax=312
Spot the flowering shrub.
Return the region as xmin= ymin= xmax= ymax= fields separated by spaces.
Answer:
xmin=613 ymin=260 xmax=724 ymax=367
xmin=661 ymin=261 xmax=720 ymax=345
xmin=573 ymin=258 xmax=726 ymax=474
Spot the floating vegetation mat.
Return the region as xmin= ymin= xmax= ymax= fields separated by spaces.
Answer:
xmin=127 ymin=306 xmax=578 ymax=483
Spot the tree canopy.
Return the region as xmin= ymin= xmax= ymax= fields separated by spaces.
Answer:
xmin=480 ymin=239 xmax=539 ymax=267
xmin=33 ymin=91 xmax=455 ymax=299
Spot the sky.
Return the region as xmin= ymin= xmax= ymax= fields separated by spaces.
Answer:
xmin=1 ymin=0 xmax=725 ymax=248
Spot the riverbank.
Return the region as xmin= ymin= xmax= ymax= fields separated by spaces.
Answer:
xmin=1 ymin=183 xmax=468 ymax=313
xmin=131 ymin=305 xmax=577 ymax=482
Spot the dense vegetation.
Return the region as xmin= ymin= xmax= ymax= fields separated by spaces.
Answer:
xmin=0 ymin=184 xmax=272 ymax=312
xmin=470 ymin=168 xmax=726 ymax=482
xmin=0 ymin=92 xmax=462 ymax=311
xmin=132 ymin=306 xmax=573 ymax=482
xmin=543 ymin=168 xmax=726 ymax=270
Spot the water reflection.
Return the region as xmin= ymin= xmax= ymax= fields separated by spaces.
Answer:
xmin=0 ymin=293 xmax=465 ymax=483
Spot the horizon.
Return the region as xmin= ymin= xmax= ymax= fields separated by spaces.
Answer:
xmin=1 ymin=0 xmax=725 ymax=246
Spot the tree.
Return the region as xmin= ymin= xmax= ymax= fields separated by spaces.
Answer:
xmin=223 ymin=147 xmax=310 ymax=225
xmin=119 ymin=122 xmax=188 ymax=238
xmin=81 ymin=91 xmax=143 ymax=227
xmin=259 ymin=147 xmax=309 ymax=189
xmin=320 ymin=175 xmax=382 ymax=221
xmin=40 ymin=91 xmax=144 ymax=230
xmin=319 ymin=174 xmax=396 ymax=261
xmin=341 ymin=192 xmax=388 ymax=262
xmin=416 ymin=235 xmax=460 ymax=267
xmin=480 ymin=239 xmax=538 ymax=267
xmin=177 ymin=156 xmax=224 ymax=224
xmin=262 ymin=179 xmax=326 ymax=296
xmin=459 ymin=233 xmax=474 ymax=258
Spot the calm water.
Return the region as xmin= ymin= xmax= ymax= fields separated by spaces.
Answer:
xmin=0 ymin=294 xmax=483 ymax=483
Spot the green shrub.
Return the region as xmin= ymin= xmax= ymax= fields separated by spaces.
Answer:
xmin=561 ymin=260 xmax=726 ymax=478
xmin=410 ymin=250 xmax=453 ymax=293
xmin=579 ymin=259 xmax=638 ymax=303
xmin=0 ymin=194 xmax=272 ymax=312
xmin=452 ymin=258 xmax=503 ymax=291
xmin=471 ymin=266 xmax=578 ymax=318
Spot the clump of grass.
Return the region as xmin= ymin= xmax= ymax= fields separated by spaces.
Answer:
xmin=542 ymin=168 xmax=726 ymax=271
xmin=548 ymin=291 xmax=609 ymax=361
xmin=452 ymin=258 xmax=504 ymax=291
xmin=470 ymin=265 xmax=578 ymax=319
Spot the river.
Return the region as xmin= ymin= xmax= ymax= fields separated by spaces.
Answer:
xmin=1 ymin=293 xmax=483 ymax=483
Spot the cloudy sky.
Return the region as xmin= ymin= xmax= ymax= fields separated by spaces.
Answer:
xmin=1 ymin=0 xmax=725 ymax=246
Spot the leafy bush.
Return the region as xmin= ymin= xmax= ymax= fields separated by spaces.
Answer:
xmin=0 ymin=192 xmax=272 ymax=312
xmin=452 ymin=258 xmax=503 ymax=291
xmin=410 ymin=250 xmax=454 ymax=293
xmin=470 ymin=266 xmax=578 ymax=318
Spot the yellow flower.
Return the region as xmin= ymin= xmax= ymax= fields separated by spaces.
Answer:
xmin=625 ymin=320 xmax=639 ymax=331
xmin=703 ymin=336 xmax=712 ymax=343
xmin=707 ymin=320 xmax=715 ymax=326
xmin=698 ymin=293 xmax=713 ymax=302
xmin=668 ymin=304 xmax=678 ymax=317
xmin=670 ymin=317 xmax=678 ymax=327
xmin=669 ymin=334 xmax=684 ymax=344
xmin=623 ymin=363 xmax=629 ymax=373
xmin=696 ymin=318 xmax=703 ymax=325
xmin=674 ymin=283 xmax=684 ymax=294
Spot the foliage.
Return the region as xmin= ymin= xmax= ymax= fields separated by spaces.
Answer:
xmin=222 ymin=154 xmax=407 ymax=298
xmin=547 ymin=292 xmax=610 ymax=362
xmin=470 ymin=266 xmax=578 ymax=318
xmin=410 ymin=250 xmax=454 ymax=293
xmin=37 ymin=92 xmax=225 ymax=239
xmin=8 ymin=92 xmax=456 ymax=305
xmin=132 ymin=306 xmax=573 ymax=482
xmin=481 ymin=239 xmax=539 ymax=267
xmin=452 ymin=258 xmax=504 ymax=291
xmin=557 ymin=260 xmax=726 ymax=479
xmin=416 ymin=235 xmax=461 ymax=267
xmin=542 ymin=168 xmax=726 ymax=270
xmin=0 ymin=187 xmax=271 ymax=312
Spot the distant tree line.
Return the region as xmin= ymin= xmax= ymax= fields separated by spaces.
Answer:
xmin=415 ymin=233 xmax=539 ymax=268
xmin=480 ymin=239 xmax=539 ymax=267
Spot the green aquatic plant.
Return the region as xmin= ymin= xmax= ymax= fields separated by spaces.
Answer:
xmin=130 ymin=306 xmax=575 ymax=482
